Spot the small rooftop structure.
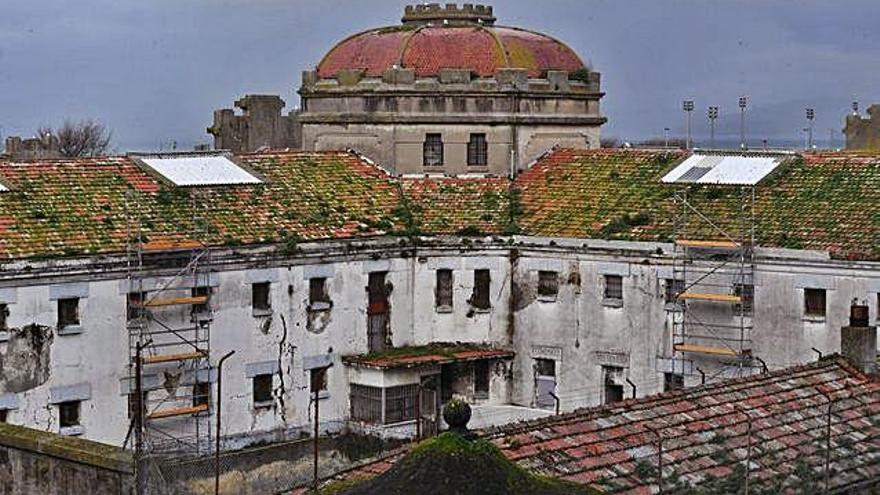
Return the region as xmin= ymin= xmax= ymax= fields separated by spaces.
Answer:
xmin=661 ymin=151 xmax=791 ymax=186
xmin=131 ymin=151 xmax=264 ymax=187
xmin=343 ymin=343 xmax=514 ymax=370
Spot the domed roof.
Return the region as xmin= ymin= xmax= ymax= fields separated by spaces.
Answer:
xmin=317 ymin=6 xmax=586 ymax=79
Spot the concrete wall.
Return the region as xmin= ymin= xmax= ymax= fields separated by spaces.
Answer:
xmin=1 ymin=237 xmax=879 ymax=447
xmin=844 ymin=104 xmax=880 ymax=150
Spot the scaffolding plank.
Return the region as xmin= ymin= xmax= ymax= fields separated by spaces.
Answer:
xmin=142 ymin=296 xmax=208 ymax=307
xmin=147 ymin=404 xmax=208 ymax=420
xmin=676 ymin=239 xmax=740 ymax=249
xmin=674 ymin=343 xmax=741 ymax=356
xmin=142 ymin=350 xmax=207 ymax=365
xmin=677 ymin=292 xmax=741 ymax=303
xmin=141 ymin=240 xmax=203 ymax=252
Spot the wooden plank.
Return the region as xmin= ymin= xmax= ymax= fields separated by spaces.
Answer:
xmin=677 ymin=292 xmax=741 ymax=303
xmin=142 ymin=350 xmax=207 ymax=365
xmin=674 ymin=343 xmax=741 ymax=357
xmin=676 ymin=239 xmax=740 ymax=249
xmin=147 ymin=404 xmax=208 ymax=420
xmin=141 ymin=240 xmax=202 ymax=252
xmin=142 ymin=296 xmax=208 ymax=308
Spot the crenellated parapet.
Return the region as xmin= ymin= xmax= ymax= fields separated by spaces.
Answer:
xmin=402 ymin=3 xmax=496 ymax=26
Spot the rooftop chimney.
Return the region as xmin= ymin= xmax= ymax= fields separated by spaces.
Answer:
xmin=840 ymin=301 xmax=877 ymax=374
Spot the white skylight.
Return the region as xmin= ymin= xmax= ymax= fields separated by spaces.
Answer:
xmin=661 ymin=152 xmax=789 ymax=186
xmin=136 ymin=153 xmax=263 ymax=187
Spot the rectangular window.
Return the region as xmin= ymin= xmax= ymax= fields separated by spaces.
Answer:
xmin=0 ymin=409 xmax=7 ymax=423
xmin=474 ymin=360 xmax=490 ymax=398
xmin=252 ymin=374 xmax=273 ymax=405
xmin=603 ymin=366 xmax=625 ymax=405
xmin=252 ymin=282 xmax=271 ymax=312
xmin=423 ymin=133 xmax=444 ymax=167
xmin=805 ymin=288 xmax=826 ymax=317
xmin=534 ymin=358 xmax=557 ymax=409
xmin=350 ymin=384 xmax=383 ymax=424
xmin=193 ymin=382 xmax=210 ymax=409
xmin=59 ymin=401 xmax=81 ymax=428
xmin=664 ymin=373 xmax=684 ymax=392
xmin=309 ymin=277 xmax=330 ymax=307
xmin=310 ymin=367 xmax=328 ymax=394
xmin=126 ymin=292 xmax=145 ymax=322
xmin=467 ymin=133 xmax=488 ymax=166
xmin=604 ymin=275 xmax=623 ymax=301
xmin=435 ymin=269 xmax=454 ymax=309
xmin=384 ymin=384 xmax=419 ymax=424
xmin=57 ymin=298 xmax=80 ymax=328
xmin=128 ymin=391 xmax=148 ymax=419
xmin=665 ymin=279 xmax=685 ymax=304
xmin=538 ymin=271 xmax=559 ymax=299
xmin=191 ymin=286 xmax=210 ymax=314
xmin=0 ymin=303 xmax=8 ymax=331
xmin=471 ymin=269 xmax=491 ymax=310
xmin=734 ymin=283 xmax=754 ymax=314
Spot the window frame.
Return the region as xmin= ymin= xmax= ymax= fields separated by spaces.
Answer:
xmin=804 ymin=288 xmax=827 ymax=318
xmin=384 ymin=384 xmax=419 ymax=425
xmin=435 ymin=269 xmax=454 ymax=311
xmin=664 ymin=278 xmax=685 ymax=305
xmin=467 ymin=133 xmax=488 ymax=167
xmin=252 ymin=373 xmax=274 ymax=406
xmin=58 ymin=400 xmax=81 ymax=428
xmin=423 ymin=133 xmax=444 ymax=167
xmin=350 ymin=384 xmax=383 ymax=424
xmin=57 ymin=297 xmax=80 ymax=329
xmin=309 ymin=277 xmax=331 ymax=310
xmin=470 ymin=269 xmax=491 ymax=310
xmin=537 ymin=271 xmax=559 ymax=301
xmin=0 ymin=303 xmax=8 ymax=332
xmin=310 ymin=367 xmax=329 ymax=397
xmin=604 ymin=275 xmax=624 ymax=301
xmin=473 ymin=360 xmax=490 ymax=399
xmin=192 ymin=382 xmax=211 ymax=409
xmin=252 ymin=281 xmax=272 ymax=313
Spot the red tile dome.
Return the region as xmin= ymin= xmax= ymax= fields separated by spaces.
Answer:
xmin=317 ymin=23 xmax=586 ymax=79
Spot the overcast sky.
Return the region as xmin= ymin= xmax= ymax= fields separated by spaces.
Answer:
xmin=1 ymin=0 xmax=878 ymax=151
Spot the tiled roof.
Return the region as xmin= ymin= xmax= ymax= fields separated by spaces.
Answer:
xmin=317 ymin=356 xmax=880 ymax=494
xmin=0 ymin=149 xmax=877 ymax=261
xmin=343 ymin=343 xmax=514 ymax=369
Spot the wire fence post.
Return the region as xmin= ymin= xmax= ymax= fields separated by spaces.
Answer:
xmin=735 ymin=404 xmax=753 ymax=495
xmin=646 ymin=424 xmax=664 ymax=494
xmin=815 ymin=389 xmax=835 ymax=494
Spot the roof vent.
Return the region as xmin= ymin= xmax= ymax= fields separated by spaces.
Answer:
xmin=130 ymin=151 xmax=264 ymax=187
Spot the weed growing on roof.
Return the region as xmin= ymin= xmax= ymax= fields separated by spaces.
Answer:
xmin=599 ymin=211 xmax=652 ymax=238
xmin=457 ymin=225 xmax=483 ymax=236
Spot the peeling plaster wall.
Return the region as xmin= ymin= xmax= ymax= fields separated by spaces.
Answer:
xmin=0 ymin=238 xmax=878 ymax=447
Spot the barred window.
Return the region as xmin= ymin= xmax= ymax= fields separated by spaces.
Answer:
xmin=604 ymin=275 xmax=623 ymax=300
xmin=538 ymin=271 xmax=559 ymax=299
xmin=435 ymin=269 xmax=453 ymax=309
xmin=805 ymin=288 xmax=826 ymax=317
xmin=467 ymin=133 xmax=488 ymax=166
xmin=423 ymin=133 xmax=444 ymax=167
xmin=471 ymin=269 xmax=491 ymax=310
xmin=734 ymin=283 xmax=754 ymax=314
xmin=384 ymin=384 xmax=419 ymax=424
xmin=350 ymin=384 xmax=383 ymax=424
xmin=665 ymin=279 xmax=685 ymax=304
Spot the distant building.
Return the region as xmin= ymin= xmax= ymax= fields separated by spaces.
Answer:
xmin=3 ymin=135 xmax=60 ymax=160
xmin=209 ymin=3 xmax=606 ymax=176
xmin=207 ymin=94 xmax=301 ymax=152
xmin=844 ymin=104 xmax=880 ymax=150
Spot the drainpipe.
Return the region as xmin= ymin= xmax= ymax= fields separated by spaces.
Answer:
xmin=626 ymin=378 xmax=637 ymax=399
xmin=215 ymin=350 xmax=235 ymax=495
xmin=549 ymin=391 xmax=560 ymax=416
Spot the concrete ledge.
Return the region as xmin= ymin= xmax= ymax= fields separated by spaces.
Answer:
xmin=0 ymin=422 xmax=133 ymax=474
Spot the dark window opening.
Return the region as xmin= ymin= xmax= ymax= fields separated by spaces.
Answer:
xmin=471 ymin=269 xmax=491 ymax=310
xmin=474 ymin=360 xmax=490 ymax=398
xmin=59 ymin=401 xmax=81 ymax=428
xmin=0 ymin=409 xmax=7 ymax=423
xmin=252 ymin=374 xmax=273 ymax=404
xmin=252 ymin=282 xmax=271 ymax=311
xmin=534 ymin=358 xmax=557 ymax=409
xmin=734 ymin=283 xmax=754 ymax=314
xmin=310 ymin=367 xmax=328 ymax=395
xmin=467 ymin=133 xmax=488 ymax=166
xmin=805 ymin=288 xmax=826 ymax=317
xmin=384 ymin=384 xmax=418 ymax=424
xmin=603 ymin=366 xmax=625 ymax=405
xmin=535 ymin=358 xmax=556 ymax=378
xmin=126 ymin=292 xmax=145 ymax=321
xmin=0 ymin=303 xmax=8 ymax=331
xmin=350 ymin=384 xmax=383 ymax=424
xmin=435 ymin=269 xmax=454 ymax=309
xmin=57 ymin=298 xmax=80 ymax=328
xmin=423 ymin=133 xmax=444 ymax=167
xmin=665 ymin=279 xmax=685 ymax=304
xmin=538 ymin=271 xmax=559 ymax=299
xmin=128 ymin=391 xmax=148 ymax=419
xmin=604 ymin=275 xmax=623 ymax=301
xmin=309 ymin=278 xmax=330 ymax=306
xmin=193 ymin=382 xmax=210 ymax=408
xmin=191 ymin=286 xmax=210 ymax=314
xmin=664 ymin=373 xmax=684 ymax=392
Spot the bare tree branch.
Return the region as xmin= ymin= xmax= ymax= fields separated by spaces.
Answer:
xmin=36 ymin=119 xmax=112 ymax=157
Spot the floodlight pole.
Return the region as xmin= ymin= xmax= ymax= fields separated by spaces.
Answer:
xmin=806 ymin=108 xmax=815 ymax=150
xmin=708 ymin=106 xmax=719 ymax=148
xmin=664 ymin=128 xmax=670 ymax=148
xmin=683 ymin=100 xmax=694 ymax=149
xmin=739 ymin=96 xmax=748 ymax=149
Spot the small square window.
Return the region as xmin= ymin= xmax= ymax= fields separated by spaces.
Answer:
xmin=0 ymin=303 xmax=8 ymax=331
xmin=435 ymin=269 xmax=454 ymax=309
xmin=467 ymin=133 xmax=488 ymax=167
xmin=57 ymin=298 xmax=80 ymax=328
xmin=59 ymin=401 xmax=80 ymax=428
xmin=470 ymin=269 xmax=491 ymax=310
xmin=252 ymin=374 xmax=273 ymax=405
xmin=252 ymin=282 xmax=271 ymax=312
xmin=310 ymin=367 xmax=328 ymax=395
xmin=193 ymin=382 xmax=211 ymax=409
xmin=0 ymin=409 xmax=8 ymax=423
xmin=538 ymin=271 xmax=559 ymax=299
xmin=665 ymin=279 xmax=685 ymax=304
xmin=805 ymin=288 xmax=826 ymax=317
xmin=309 ymin=277 xmax=331 ymax=309
xmin=474 ymin=360 xmax=490 ymax=398
xmin=423 ymin=133 xmax=444 ymax=167
xmin=664 ymin=373 xmax=684 ymax=392
xmin=604 ymin=275 xmax=623 ymax=301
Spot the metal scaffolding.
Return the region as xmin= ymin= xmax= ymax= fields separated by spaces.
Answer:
xmin=125 ymin=190 xmax=213 ymax=456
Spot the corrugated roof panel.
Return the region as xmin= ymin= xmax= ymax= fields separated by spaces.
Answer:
xmin=661 ymin=153 xmax=788 ymax=186
xmin=139 ymin=154 xmax=262 ymax=187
